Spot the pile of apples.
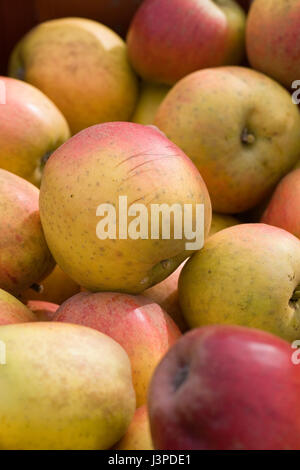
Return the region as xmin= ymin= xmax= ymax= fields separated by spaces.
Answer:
xmin=1 ymin=0 xmax=300 ymax=451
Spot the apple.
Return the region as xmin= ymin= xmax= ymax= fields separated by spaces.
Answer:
xmin=27 ymin=300 xmax=59 ymax=321
xmin=179 ymin=223 xmax=300 ymax=342
xmin=0 ymin=322 xmax=135 ymax=450
xmin=143 ymin=262 xmax=188 ymax=332
xmin=20 ymin=265 xmax=80 ymax=304
xmin=148 ymin=325 xmax=300 ymax=450
xmin=246 ymin=0 xmax=300 ymax=89
xmin=0 ymin=77 xmax=70 ymax=185
xmin=0 ymin=288 xmax=36 ymax=325
xmin=127 ymin=0 xmax=246 ymax=85
xmin=115 ymin=405 xmax=153 ymax=450
xmin=132 ymin=81 xmax=170 ymax=125
xmin=9 ymin=18 xmax=139 ymax=135
xmin=0 ymin=169 xmax=55 ymax=296
xmin=155 ymin=66 xmax=300 ymax=214
xmin=39 ymin=122 xmax=212 ymax=293
xmin=261 ymin=169 xmax=300 ymax=239
xmin=54 ymin=291 xmax=181 ymax=406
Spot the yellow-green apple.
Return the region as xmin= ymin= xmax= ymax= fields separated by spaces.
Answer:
xmin=143 ymin=262 xmax=188 ymax=332
xmin=261 ymin=169 xmax=300 ymax=239
xmin=27 ymin=300 xmax=59 ymax=321
xmin=149 ymin=325 xmax=300 ymax=450
xmin=115 ymin=406 xmax=153 ymax=450
xmin=155 ymin=66 xmax=300 ymax=214
xmin=0 ymin=169 xmax=55 ymax=296
xmin=127 ymin=0 xmax=246 ymax=85
xmin=0 ymin=288 xmax=36 ymax=325
xmin=20 ymin=265 xmax=80 ymax=304
xmin=54 ymin=291 xmax=181 ymax=406
xmin=40 ymin=122 xmax=212 ymax=293
xmin=179 ymin=223 xmax=300 ymax=341
xmin=9 ymin=18 xmax=139 ymax=135
xmin=132 ymin=82 xmax=170 ymax=125
xmin=246 ymin=0 xmax=300 ymax=88
xmin=0 ymin=322 xmax=135 ymax=450
xmin=209 ymin=213 xmax=239 ymax=236
xmin=0 ymin=77 xmax=70 ymax=185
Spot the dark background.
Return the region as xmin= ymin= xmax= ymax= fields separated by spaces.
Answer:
xmin=0 ymin=0 xmax=144 ymax=74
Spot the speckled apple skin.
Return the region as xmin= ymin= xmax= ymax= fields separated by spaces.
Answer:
xmin=39 ymin=122 xmax=212 ymax=293
xmin=247 ymin=0 xmax=300 ymax=88
xmin=155 ymin=66 xmax=300 ymax=214
xmin=0 ymin=322 xmax=135 ymax=450
xmin=0 ymin=288 xmax=36 ymax=325
xmin=0 ymin=170 xmax=55 ymax=296
xmin=179 ymin=224 xmax=300 ymax=341
xmin=127 ymin=0 xmax=246 ymax=85
xmin=9 ymin=18 xmax=139 ymax=135
xmin=149 ymin=325 xmax=300 ymax=450
xmin=54 ymin=291 xmax=181 ymax=406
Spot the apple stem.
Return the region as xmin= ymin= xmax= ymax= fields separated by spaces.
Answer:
xmin=241 ymin=128 xmax=255 ymax=145
xmin=291 ymin=289 xmax=300 ymax=302
xmin=30 ymin=283 xmax=44 ymax=294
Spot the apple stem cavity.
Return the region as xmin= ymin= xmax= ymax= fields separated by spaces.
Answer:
xmin=30 ymin=283 xmax=44 ymax=294
xmin=241 ymin=128 xmax=256 ymax=145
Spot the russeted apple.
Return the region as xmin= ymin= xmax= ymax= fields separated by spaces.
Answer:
xmin=127 ymin=0 xmax=246 ymax=85
xmin=0 ymin=170 xmax=55 ymax=296
xmin=54 ymin=291 xmax=181 ymax=406
xmin=0 ymin=322 xmax=135 ymax=450
xmin=132 ymin=82 xmax=170 ymax=125
xmin=247 ymin=0 xmax=300 ymax=88
xmin=0 ymin=77 xmax=70 ymax=186
xmin=148 ymin=325 xmax=300 ymax=450
xmin=155 ymin=67 xmax=300 ymax=214
xmin=261 ymin=169 xmax=300 ymax=240
xmin=179 ymin=224 xmax=300 ymax=342
xmin=0 ymin=288 xmax=36 ymax=325
xmin=115 ymin=406 xmax=153 ymax=451
xmin=9 ymin=18 xmax=139 ymax=135
xmin=39 ymin=122 xmax=212 ymax=293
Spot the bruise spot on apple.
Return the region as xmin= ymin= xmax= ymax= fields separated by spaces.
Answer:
xmin=173 ymin=363 xmax=189 ymax=391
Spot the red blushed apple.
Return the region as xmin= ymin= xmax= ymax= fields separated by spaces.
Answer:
xmin=27 ymin=300 xmax=59 ymax=321
xmin=54 ymin=292 xmax=181 ymax=407
xmin=127 ymin=0 xmax=246 ymax=85
xmin=247 ymin=0 xmax=300 ymax=88
xmin=149 ymin=325 xmax=300 ymax=450
xmin=261 ymin=169 xmax=300 ymax=239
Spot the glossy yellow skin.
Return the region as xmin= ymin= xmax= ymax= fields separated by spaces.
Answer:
xmin=132 ymin=82 xmax=170 ymax=125
xmin=179 ymin=224 xmax=300 ymax=342
xmin=115 ymin=406 xmax=153 ymax=450
xmin=155 ymin=66 xmax=300 ymax=213
xmin=0 ymin=77 xmax=70 ymax=186
xmin=0 ymin=289 xmax=36 ymax=325
xmin=9 ymin=18 xmax=139 ymax=135
xmin=0 ymin=322 xmax=135 ymax=450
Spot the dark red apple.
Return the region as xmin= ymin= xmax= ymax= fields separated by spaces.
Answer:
xmin=149 ymin=325 xmax=300 ymax=450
